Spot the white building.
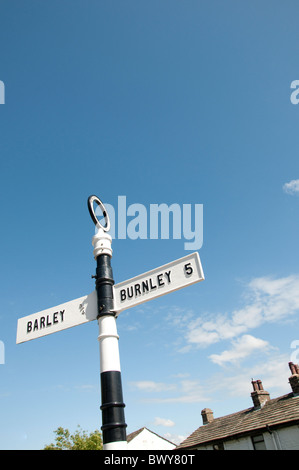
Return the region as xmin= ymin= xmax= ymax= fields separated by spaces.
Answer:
xmin=178 ymin=362 xmax=299 ymax=450
xmin=127 ymin=427 xmax=176 ymax=450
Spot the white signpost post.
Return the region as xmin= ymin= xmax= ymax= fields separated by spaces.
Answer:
xmin=16 ymin=196 xmax=205 ymax=450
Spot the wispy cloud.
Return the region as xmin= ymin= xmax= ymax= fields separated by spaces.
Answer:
xmin=184 ymin=275 xmax=299 ymax=350
xmin=130 ymin=381 xmax=176 ymax=393
xmin=163 ymin=432 xmax=187 ymax=446
xmin=209 ymin=334 xmax=273 ymax=366
xmin=207 ymin=353 xmax=291 ymax=398
xmin=129 ymin=275 xmax=299 ymax=407
xmin=153 ymin=417 xmax=175 ymax=427
xmin=283 ymin=179 xmax=299 ymax=195
xmin=130 ymin=378 xmax=209 ymax=404
xmin=131 ymin=354 xmax=292 ymax=408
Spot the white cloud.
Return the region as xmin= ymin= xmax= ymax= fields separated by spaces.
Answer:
xmin=153 ymin=417 xmax=175 ymax=427
xmin=207 ymin=353 xmax=291 ymax=398
xmin=130 ymin=381 xmax=176 ymax=393
xmin=146 ymin=379 xmax=209 ymax=403
xmin=163 ymin=432 xmax=186 ymax=445
xmin=131 ymin=378 xmax=209 ymax=404
xmin=283 ymin=179 xmax=299 ymax=195
xmin=209 ymin=334 xmax=272 ymax=366
xmin=171 ymin=373 xmax=190 ymax=379
xmin=129 ymin=275 xmax=299 ymax=408
xmin=184 ymin=275 xmax=299 ymax=349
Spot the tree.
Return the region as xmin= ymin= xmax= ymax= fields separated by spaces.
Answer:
xmin=44 ymin=426 xmax=103 ymax=450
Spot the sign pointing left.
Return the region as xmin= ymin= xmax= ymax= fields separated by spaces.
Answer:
xmin=16 ymin=290 xmax=97 ymax=344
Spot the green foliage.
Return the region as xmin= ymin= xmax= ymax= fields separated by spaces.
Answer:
xmin=44 ymin=426 xmax=103 ymax=450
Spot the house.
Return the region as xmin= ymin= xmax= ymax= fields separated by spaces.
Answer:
xmin=177 ymin=362 xmax=299 ymax=450
xmin=127 ymin=427 xmax=177 ymax=450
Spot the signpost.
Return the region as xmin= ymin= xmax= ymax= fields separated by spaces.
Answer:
xmin=16 ymin=195 xmax=205 ymax=450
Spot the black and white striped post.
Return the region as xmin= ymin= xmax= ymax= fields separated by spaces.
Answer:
xmin=88 ymin=195 xmax=127 ymax=450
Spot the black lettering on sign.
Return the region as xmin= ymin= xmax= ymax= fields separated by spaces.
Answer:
xmin=134 ymin=284 xmax=141 ymax=296
xmin=142 ymin=280 xmax=149 ymax=292
xmin=119 ymin=271 xmax=173 ymax=302
xmin=127 ymin=286 xmax=134 ymax=299
xmin=26 ymin=310 xmax=65 ymax=334
xmin=120 ymin=289 xmax=126 ymax=301
xmin=157 ymin=274 xmax=164 ymax=287
xmin=149 ymin=278 xmax=157 ymax=290
xmin=184 ymin=263 xmax=193 ymax=276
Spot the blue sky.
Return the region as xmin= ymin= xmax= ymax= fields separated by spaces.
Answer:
xmin=1 ymin=0 xmax=299 ymax=449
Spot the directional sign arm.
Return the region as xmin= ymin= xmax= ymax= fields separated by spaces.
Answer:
xmin=113 ymin=252 xmax=204 ymax=315
xmin=16 ymin=291 xmax=97 ymax=344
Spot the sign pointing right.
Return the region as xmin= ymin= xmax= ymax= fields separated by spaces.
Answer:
xmin=113 ymin=252 xmax=204 ymax=315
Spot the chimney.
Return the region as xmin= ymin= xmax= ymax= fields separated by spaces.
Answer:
xmin=288 ymin=362 xmax=299 ymax=395
xmin=251 ymin=379 xmax=270 ymax=408
xmin=201 ymin=408 xmax=214 ymax=425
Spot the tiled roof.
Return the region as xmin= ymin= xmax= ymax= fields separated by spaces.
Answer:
xmin=178 ymin=393 xmax=299 ymax=449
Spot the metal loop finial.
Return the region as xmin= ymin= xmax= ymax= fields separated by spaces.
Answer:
xmin=88 ymin=195 xmax=111 ymax=232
